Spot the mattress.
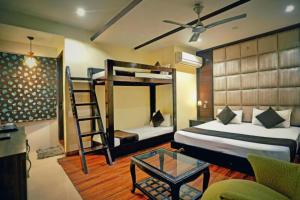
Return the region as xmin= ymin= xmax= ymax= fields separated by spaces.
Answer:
xmin=93 ymin=126 xmax=173 ymax=147
xmin=174 ymin=120 xmax=300 ymax=161
xmin=92 ymin=71 xmax=172 ymax=80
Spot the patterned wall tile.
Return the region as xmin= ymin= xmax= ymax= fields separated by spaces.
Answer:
xmin=0 ymin=52 xmax=57 ymax=122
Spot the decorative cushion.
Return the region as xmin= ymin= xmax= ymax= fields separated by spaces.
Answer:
xmin=160 ymin=114 xmax=172 ymax=127
xmin=256 ymin=107 xmax=285 ymax=128
xmin=217 ymin=106 xmax=237 ymax=125
xmin=151 ymin=110 xmax=164 ymax=127
xmin=276 ymin=109 xmax=292 ymax=128
xmin=252 ymin=108 xmax=265 ymax=126
xmin=217 ymin=108 xmax=243 ymax=124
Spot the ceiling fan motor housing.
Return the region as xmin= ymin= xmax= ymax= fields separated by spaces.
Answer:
xmin=193 ymin=3 xmax=203 ymax=15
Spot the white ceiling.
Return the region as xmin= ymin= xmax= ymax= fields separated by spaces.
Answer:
xmin=0 ymin=0 xmax=132 ymax=31
xmin=0 ymin=23 xmax=64 ymax=49
xmin=95 ymin=0 xmax=300 ymax=50
xmin=0 ymin=0 xmax=299 ymax=51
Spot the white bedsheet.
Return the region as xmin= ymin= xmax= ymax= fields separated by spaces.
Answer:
xmin=92 ymin=71 xmax=172 ymax=80
xmin=135 ymin=73 xmax=172 ymax=79
xmin=93 ymin=126 xmax=173 ymax=147
xmin=175 ymin=120 xmax=300 ymax=161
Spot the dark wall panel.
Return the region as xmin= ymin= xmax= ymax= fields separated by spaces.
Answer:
xmin=196 ymin=50 xmax=213 ymax=120
xmin=0 ymin=52 xmax=57 ymax=122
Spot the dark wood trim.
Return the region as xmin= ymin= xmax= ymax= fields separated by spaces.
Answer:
xmin=171 ymin=141 xmax=254 ymax=175
xmin=196 ymin=50 xmax=214 ymax=120
xmin=150 ymin=84 xmax=156 ymax=118
xmin=56 ymin=51 xmax=64 ymax=141
xmin=172 ymin=68 xmax=177 ymax=131
xmin=105 ymin=60 xmax=115 ymax=148
xmin=202 ymin=22 xmax=300 ymax=52
xmin=90 ymin=0 xmax=143 ymax=41
xmin=134 ymin=0 xmax=250 ymax=50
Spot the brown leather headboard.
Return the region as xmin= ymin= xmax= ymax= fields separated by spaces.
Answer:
xmin=213 ymin=28 xmax=300 ymax=126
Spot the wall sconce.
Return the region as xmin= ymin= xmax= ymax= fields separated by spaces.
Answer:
xmin=197 ymin=100 xmax=208 ymax=109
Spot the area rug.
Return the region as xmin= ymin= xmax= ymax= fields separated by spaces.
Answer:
xmin=36 ymin=145 xmax=64 ymax=159
xmin=58 ymin=143 xmax=253 ymax=200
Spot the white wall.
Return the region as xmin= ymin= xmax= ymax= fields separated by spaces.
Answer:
xmin=0 ymin=10 xmax=198 ymax=152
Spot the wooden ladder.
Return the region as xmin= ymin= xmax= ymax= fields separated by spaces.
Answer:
xmin=66 ymin=66 xmax=112 ymax=174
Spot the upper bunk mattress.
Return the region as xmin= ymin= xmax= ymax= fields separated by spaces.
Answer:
xmin=92 ymin=71 xmax=172 ymax=80
xmin=93 ymin=125 xmax=173 ymax=147
xmin=174 ymin=120 xmax=300 ymax=161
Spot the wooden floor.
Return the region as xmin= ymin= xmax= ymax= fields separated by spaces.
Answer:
xmin=58 ymin=143 xmax=253 ymax=200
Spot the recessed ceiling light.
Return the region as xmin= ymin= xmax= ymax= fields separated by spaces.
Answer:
xmin=76 ymin=8 xmax=86 ymax=17
xmin=285 ymin=4 xmax=295 ymax=13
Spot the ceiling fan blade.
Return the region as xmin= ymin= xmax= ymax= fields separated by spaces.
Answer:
xmin=204 ymin=13 xmax=247 ymax=29
xmin=189 ymin=32 xmax=200 ymax=42
xmin=163 ymin=20 xmax=193 ymax=29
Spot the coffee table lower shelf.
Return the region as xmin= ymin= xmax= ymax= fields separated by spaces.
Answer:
xmin=135 ymin=177 xmax=203 ymax=200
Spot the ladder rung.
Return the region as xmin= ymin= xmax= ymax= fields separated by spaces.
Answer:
xmin=78 ymin=116 xmax=101 ymax=121
xmin=71 ymin=77 xmax=91 ymax=81
xmin=73 ymin=89 xmax=92 ymax=93
xmin=82 ymin=145 xmax=107 ymax=154
xmin=81 ymin=130 xmax=104 ymax=137
xmin=75 ymin=102 xmax=97 ymax=106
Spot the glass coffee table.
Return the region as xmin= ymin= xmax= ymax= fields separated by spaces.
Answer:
xmin=130 ymin=148 xmax=210 ymax=200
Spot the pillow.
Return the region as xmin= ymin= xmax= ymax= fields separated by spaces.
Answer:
xmin=252 ymin=108 xmax=265 ymax=126
xmin=255 ymin=107 xmax=285 ymax=129
xmin=217 ymin=108 xmax=243 ymax=124
xmin=252 ymin=108 xmax=292 ymax=128
xmin=276 ymin=109 xmax=292 ymax=128
xmin=217 ymin=106 xmax=237 ymax=125
xmin=151 ymin=110 xmax=164 ymax=127
xmin=160 ymin=114 xmax=172 ymax=127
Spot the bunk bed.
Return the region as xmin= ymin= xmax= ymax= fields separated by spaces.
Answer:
xmin=88 ymin=59 xmax=177 ymax=159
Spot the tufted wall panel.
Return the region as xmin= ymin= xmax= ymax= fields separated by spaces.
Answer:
xmin=241 ymin=72 xmax=258 ymax=89
xmin=212 ymin=28 xmax=300 ymax=126
xmin=227 ymin=75 xmax=241 ymax=90
xmin=241 ymin=56 xmax=258 ymax=73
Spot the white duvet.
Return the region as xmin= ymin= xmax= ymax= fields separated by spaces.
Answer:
xmin=175 ymin=120 xmax=300 ymax=161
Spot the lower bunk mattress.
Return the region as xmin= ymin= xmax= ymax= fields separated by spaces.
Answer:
xmin=93 ymin=126 xmax=173 ymax=147
xmin=174 ymin=120 xmax=300 ymax=162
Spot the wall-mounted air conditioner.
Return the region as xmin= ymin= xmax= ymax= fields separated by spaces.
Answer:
xmin=175 ymin=52 xmax=203 ymax=68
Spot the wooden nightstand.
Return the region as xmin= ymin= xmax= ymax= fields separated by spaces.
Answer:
xmin=189 ymin=119 xmax=212 ymax=127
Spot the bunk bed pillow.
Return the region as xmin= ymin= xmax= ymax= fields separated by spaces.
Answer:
xmin=151 ymin=110 xmax=164 ymax=127
xmin=161 ymin=114 xmax=172 ymax=127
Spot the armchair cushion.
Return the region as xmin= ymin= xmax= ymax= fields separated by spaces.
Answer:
xmin=202 ymin=179 xmax=289 ymax=200
xmin=248 ymin=154 xmax=300 ymax=200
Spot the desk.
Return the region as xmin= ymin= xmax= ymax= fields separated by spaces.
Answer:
xmin=0 ymin=127 xmax=27 ymax=200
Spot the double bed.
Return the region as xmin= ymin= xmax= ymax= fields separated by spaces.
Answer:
xmin=175 ymin=120 xmax=300 ymax=162
xmin=172 ymin=120 xmax=300 ymax=174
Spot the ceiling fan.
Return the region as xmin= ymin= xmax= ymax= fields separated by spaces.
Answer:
xmin=163 ymin=1 xmax=247 ymax=42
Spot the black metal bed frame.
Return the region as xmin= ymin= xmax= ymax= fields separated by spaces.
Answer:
xmin=88 ymin=59 xmax=177 ymax=160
